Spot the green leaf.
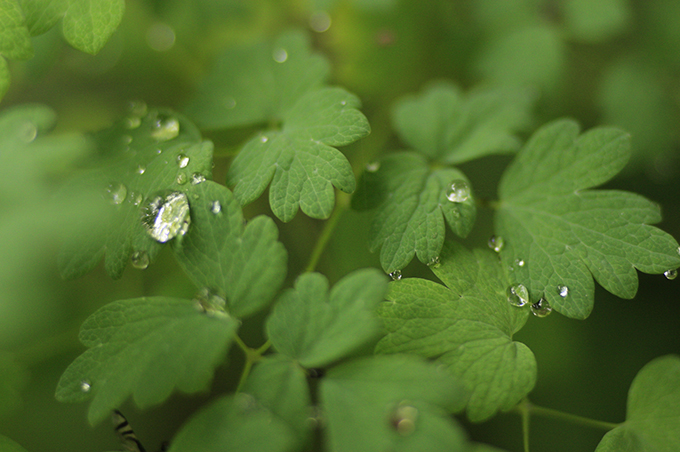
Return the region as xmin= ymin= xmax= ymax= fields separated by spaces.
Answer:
xmin=172 ymin=180 xmax=287 ymax=318
xmin=185 ymin=29 xmax=329 ymax=130
xmin=227 ymin=86 xmax=369 ymax=222
xmin=320 ymin=354 xmax=468 ymax=452
xmin=61 ymin=0 xmax=124 ymax=54
xmin=55 ymin=297 xmax=238 ymax=425
xmin=0 ymin=435 xmax=29 ymax=452
xmin=267 ymin=269 xmax=387 ymax=368
xmin=0 ymin=0 xmax=33 ymax=60
xmin=596 ymin=355 xmax=680 ymax=452
xmin=58 ymin=107 xmax=214 ymax=279
xmin=375 ymin=241 xmax=536 ymax=422
xmin=0 ymin=57 xmax=8 ymax=100
xmin=495 ymin=119 xmax=680 ymax=319
xmin=18 ymin=0 xmax=68 ymax=36
xmin=168 ymin=393 xmax=297 ymax=452
xmin=353 ymin=152 xmax=476 ymax=273
xmin=0 ymin=352 xmax=29 ymax=417
xmin=241 ymin=355 xmax=311 ymax=447
xmin=562 ymin=0 xmax=631 ymax=43
xmin=392 ymin=82 xmax=534 ymax=164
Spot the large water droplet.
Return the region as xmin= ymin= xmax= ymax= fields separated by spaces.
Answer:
xmin=211 ymin=200 xmax=222 ymax=214
xmin=141 ymin=191 xmax=191 ymax=243
xmin=531 ymin=298 xmax=552 ymax=317
xmin=130 ymin=250 xmax=149 ymax=269
xmin=557 ymin=285 xmax=569 ymax=298
xmin=106 ymin=182 xmax=127 ymax=205
xmin=177 ymin=154 xmax=190 ymax=168
xmin=151 ymin=115 xmax=180 ymax=141
xmin=389 ymin=270 xmax=402 ymax=281
xmin=446 ymin=179 xmax=470 ymax=203
xmin=80 ymin=380 xmax=92 ymax=392
xmin=390 ymin=402 xmax=418 ymax=436
xmin=507 ymin=284 xmax=529 ymax=307
xmin=664 ymin=269 xmax=678 ymax=280
xmin=191 ymin=173 xmax=206 ymax=185
xmin=488 ymin=235 xmax=505 ymax=253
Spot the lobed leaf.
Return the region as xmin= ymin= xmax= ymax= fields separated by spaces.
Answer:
xmin=55 ymin=297 xmax=238 ymax=425
xmin=227 ymin=87 xmax=368 ymax=222
xmin=168 ymin=393 xmax=296 ymax=452
xmin=320 ymin=354 xmax=468 ymax=452
xmin=496 ymin=119 xmax=680 ymax=319
xmin=353 ymin=152 xmax=476 ymax=273
xmin=267 ymin=269 xmax=387 ymax=368
xmin=376 ymin=241 xmax=536 ymax=422
xmin=392 ymin=81 xmax=534 ymax=164
xmin=596 ymin=355 xmax=680 ymax=452
xmin=58 ymin=107 xmax=214 ymax=279
xmin=172 ymin=181 xmax=287 ymax=318
xmin=185 ymin=29 xmax=329 ymax=130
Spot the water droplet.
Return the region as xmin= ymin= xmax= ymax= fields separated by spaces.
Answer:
xmin=130 ymin=250 xmax=150 ymax=269
xmin=177 ymin=154 xmax=190 ymax=168
xmin=80 ymin=380 xmax=91 ymax=392
xmin=122 ymin=135 xmax=133 ymax=145
xmin=677 ymin=246 xmax=680 ymax=256
xmin=390 ymin=402 xmax=418 ymax=436
xmin=531 ymin=298 xmax=552 ymax=317
xmin=506 ymin=284 xmax=529 ymax=307
xmin=273 ymin=48 xmax=288 ymax=63
xmin=309 ymin=10 xmax=331 ymax=32
xmin=366 ymin=161 xmax=380 ymax=172
xmin=224 ymin=97 xmax=236 ymax=109
xmin=106 ymin=182 xmax=128 ymax=205
xmin=516 ymin=259 xmax=525 ymax=267
xmin=211 ymin=200 xmax=222 ymax=214
xmin=664 ymin=269 xmax=678 ymax=280
xmin=137 ymin=165 xmax=146 ymax=175
xmin=306 ymin=406 xmax=325 ymax=429
xmin=193 ymin=287 xmax=227 ymax=313
xmin=427 ymin=256 xmax=440 ymax=268
xmin=557 ymin=285 xmax=569 ymax=297
xmin=389 ymin=270 xmax=402 ymax=281
xmin=19 ymin=122 xmax=38 ymax=142
xmin=132 ymin=192 xmax=143 ymax=206
xmin=128 ymin=100 xmax=148 ymax=117
xmin=260 ymin=136 xmax=269 ymax=143
xmin=141 ymin=191 xmax=191 ymax=243
xmin=151 ymin=115 xmax=180 ymax=141
xmin=125 ymin=116 xmax=141 ymax=129
xmin=176 ymin=173 xmax=188 ymax=185
xmin=190 ymin=173 xmax=206 ymax=185
xmin=446 ymin=179 xmax=470 ymax=203
xmin=146 ymin=22 xmax=176 ymax=52
xmin=488 ymin=235 xmax=505 ymax=253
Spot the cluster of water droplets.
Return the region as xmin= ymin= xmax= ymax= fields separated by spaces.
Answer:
xmin=141 ymin=191 xmax=191 ymax=243
xmin=193 ymin=287 xmax=227 ymax=316
xmin=427 ymin=256 xmax=441 ymax=268
xmin=446 ymin=179 xmax=470 ymax=203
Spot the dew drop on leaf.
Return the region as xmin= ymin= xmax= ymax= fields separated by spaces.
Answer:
xmin=516 ymin=259 xmax=525 ymax=267
xmin=19 ymin=122 xmax=38 ymax=142
xmin=427 ymin=256 xmax=440 ymax=268
xmin=122 ymin=135 xmax=133 ymax=145
xmin=127 ymin=100 xmax=148 ymax=117
xmin=531 ymin=298 xmax=552 ymax=317
xmin=190 ymin=173 xmax=206 ymax=185
xmin=130 ymin=192 xmax=143 ymax=206
xmin=137 ymin=165 xmax=146 ymax=175
xmin=80 ymin=380 xmax=91 ymax=392
xmin=224 ymin=97 xmax=236 ymax=109
xmin=193 ymin=287 xmax=227 ymax=313
xmin=273 ymin=48 xmax=288 ymax=63
xmin=306 ymin=406 xmax=325 ymax=429
xmin=557 ymin=285 xmax=569 ymax=297
xmin=176 ymin=173 xmax=187 ymax=185
xmin=151 ymin=115 xmax=180 ymax=141
xmin=106 ymin=182 xmax=127 ymax=205
xmin=488 ymin=235 xmax=505 ymax=253
xmin=446 ymin=179 xmax=470 ymax=203
xmin=124 ymin=116 xmax=141 ymax=129
xmin=260 ymin=135 xmax=269 ymax=143
xmin=141 ymin=191 xmax=191 ymax=243
xmin=506 ymin=284 xmax=529 ymax=307
xmin=365 ymin=161 xmax=380 ymax=172
xmin=390 ymin=402 xmax=418 ymax=436
xmin=664 ymin=269 xmax=678 ymax=280
xmin=211 ymin=200 xmax=221 ymax=214
xmin=389 ymin=270 xmax=402 ymax=281
xmin=130 ymin=250 xmax=149 ymax=269
xmin=177 ymin=154 xmax=190 ymax=168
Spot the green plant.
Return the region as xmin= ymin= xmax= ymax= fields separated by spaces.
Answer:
xmin=2 ymin=1 xmax=680 ymax=451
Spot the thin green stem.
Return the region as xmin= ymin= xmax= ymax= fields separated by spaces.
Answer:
xmin=519 ymin=398 xmax=531 ymax=452
xmin=233 ymin=334 xmax=265 ymax=393
xmin=304 ymin=192 xmax=349 ymax=273
xmin=512 ymin=400 xmax=620 ymax=432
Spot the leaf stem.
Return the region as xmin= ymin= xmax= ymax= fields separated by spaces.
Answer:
xmin=519 ymin=398 xmax=531 ymax=452
xmin=513 ymin=399 xmax=620 ymax=431
xmin=233 ymin=334 xmax=264 ymax=393
xmin=304 ymin=191 xmax=349 ymax=273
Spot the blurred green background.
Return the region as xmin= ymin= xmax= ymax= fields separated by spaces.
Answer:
xmin=1 ymin=1 xmax=679 ymax=451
